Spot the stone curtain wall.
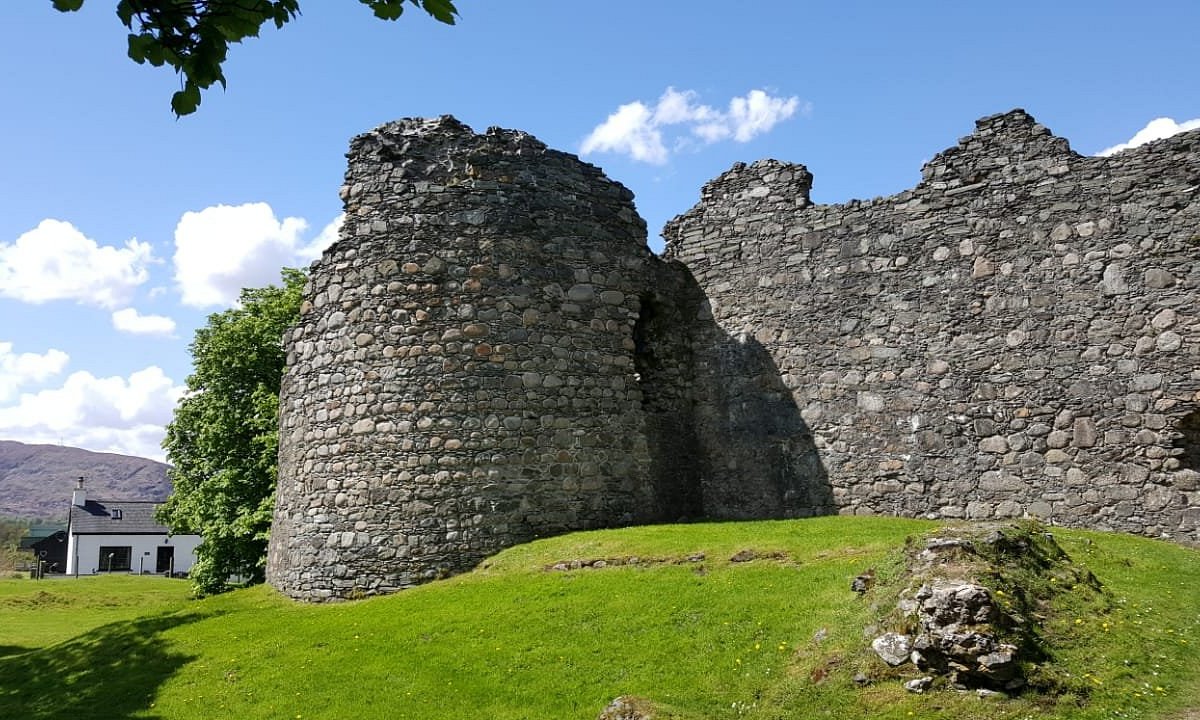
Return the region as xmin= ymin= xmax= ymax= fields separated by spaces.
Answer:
xmin=664 ymin=110 xmax=1200 ymax=540
xmin=270 ymin=110 xmax=1199 ymax=601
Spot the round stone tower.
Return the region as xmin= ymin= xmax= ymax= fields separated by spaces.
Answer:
xmin=266 ymin=117 xmax=682 ymax=600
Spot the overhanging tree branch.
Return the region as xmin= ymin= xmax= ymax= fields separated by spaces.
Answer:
xmin=51 ymin=0 xmax=458 ymax=115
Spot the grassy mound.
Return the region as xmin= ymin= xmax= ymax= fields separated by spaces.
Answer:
xmin=0 ymin=517 xmax=1197 ymax=719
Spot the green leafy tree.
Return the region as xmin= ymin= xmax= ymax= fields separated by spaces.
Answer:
xmin=0 ymin=519 xmax=32 ymax=573
xmin=51 ymin=1 xmax=458 ymax=115
xmin=158 ymin=268 xmax=305 ymax=595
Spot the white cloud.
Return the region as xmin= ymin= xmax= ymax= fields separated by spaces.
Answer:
xmin=0 ymin=366 xmax=184 ymax=461
xmin=729 ymin=90 xmax=807 ymax=142
xmin=172 ymin=202 xmax=328 ymax=308
xmin=111 ymin=308 xmax=177 ymax=337
xmin=1097 ymin=117 xmax=1200 ymax=156
xmin=0 ymin=342 xmax=69 ymax=402
xmin=652 ymin=88 xmax=714 ymax=125
xmin=299 ymin=213 xmax=345 ymax=258
xmin=581 ymin=101 xmax=668 ymax=164
xmin=582 ymin=87 xmax=806 ymax=164
xmin=0 ymin=220 xmax=154 ymax=308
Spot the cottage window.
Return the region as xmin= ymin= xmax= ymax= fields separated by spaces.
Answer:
xmin=111 ymin=509 xmax=123 ymax=520
xmin=98 ymin=546 xmax=131 ymax=572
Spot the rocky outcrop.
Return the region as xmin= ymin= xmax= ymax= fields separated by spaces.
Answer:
xmin=866 ymin=522 xmax=1102 ymax=693
xmin=906 ymin=580 xmax=1021 ymax=689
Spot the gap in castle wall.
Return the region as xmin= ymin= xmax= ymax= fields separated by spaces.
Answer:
xmin=1176 ymin=410 xmax=1200 ymax=473
xmin=634 ymin=291 xmax=705 ymax=520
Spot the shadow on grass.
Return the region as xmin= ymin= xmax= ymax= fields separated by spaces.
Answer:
xmin=0 ymin=610 xmax=211 ymax=719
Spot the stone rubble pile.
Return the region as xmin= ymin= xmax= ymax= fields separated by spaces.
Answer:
xmin=867 ymin=523 xmax=1092 ymax=694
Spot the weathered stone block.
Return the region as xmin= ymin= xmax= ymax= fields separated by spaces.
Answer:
xmin=979 ymin=436 xmax=1009 ymax=454
xmin=1072 ymin=418 xmax=1098 ymax=448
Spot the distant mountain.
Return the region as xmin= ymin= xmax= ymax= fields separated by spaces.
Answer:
xmin=0 ymin=440 xmax=172 ymax=520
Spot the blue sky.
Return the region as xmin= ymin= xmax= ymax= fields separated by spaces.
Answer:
xmin=1 ymin=1 xmax=1197 ymax=461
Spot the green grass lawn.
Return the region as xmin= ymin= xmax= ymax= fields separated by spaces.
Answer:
xmin=0 ymin=517 xmax=1196 ymax=720
xmin=0 ymin=574 xmax=193 ymax=650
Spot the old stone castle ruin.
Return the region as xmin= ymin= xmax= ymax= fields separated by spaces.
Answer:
xmin=266 ymin=109 xmax=1199 ymax=601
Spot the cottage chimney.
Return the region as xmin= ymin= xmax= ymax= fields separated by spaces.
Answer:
xmin=71 ymin=477 xmax=86 ymax=507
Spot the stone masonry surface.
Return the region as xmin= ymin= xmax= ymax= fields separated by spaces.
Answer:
xmin=268 ymin=110 xmax=1200 ymax=601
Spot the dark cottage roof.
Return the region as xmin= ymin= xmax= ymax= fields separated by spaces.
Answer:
xmin=69 ymin=500 xmax=172 ymax=535
xmin=24 ymin=524 xmax=67 ymax=539
xmin=20 ymin=529 xmax=67 ymax=551
xmin=18 ymin=525 xmax=67 ymax=549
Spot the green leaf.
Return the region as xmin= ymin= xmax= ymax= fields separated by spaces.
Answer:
xmin=171 ymin=81 xmax=201 ymax=116
xmin=51 ymin=0 xmax=85 ymax=11
xmin=144 ymin=41 xmax=165 ymax=67
xmin=421 ymin=0 xmax=459 ymax=25
xmin=363 ymin=0 xmax=406 ymax=21
xmin=115 ymin=0 xmax=134 ymax=26
xmin=126 ymin=33 xmax=154 ymax=64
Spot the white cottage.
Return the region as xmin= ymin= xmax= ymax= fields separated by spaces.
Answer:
xmin=65 ymin=480 xmax=201 ymax=576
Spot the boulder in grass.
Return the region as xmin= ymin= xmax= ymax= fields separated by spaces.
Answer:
xmin=871 ymin=632 xmax=913 ymax=666
xmin=598 ymin=695 xmax=653 ymax=720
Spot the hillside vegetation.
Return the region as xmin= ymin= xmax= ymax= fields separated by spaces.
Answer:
xmin=0 ymin=517 xmax=1197 ymax=720
xmin=0 ymin=440 xmax=171 ymax=520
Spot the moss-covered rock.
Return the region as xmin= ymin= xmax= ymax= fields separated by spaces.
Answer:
xmin=865 ymin=521 xmax=1107 ymax=694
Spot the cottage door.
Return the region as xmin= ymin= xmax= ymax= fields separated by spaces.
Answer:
xmin=156 ymin=546 xmax=175 ymax=574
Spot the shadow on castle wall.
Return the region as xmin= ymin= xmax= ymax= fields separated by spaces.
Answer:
xmin=637 ymin=262 xmax=832 ymax=523
xmin=693 ymin=330 xmax=833 ymax=520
